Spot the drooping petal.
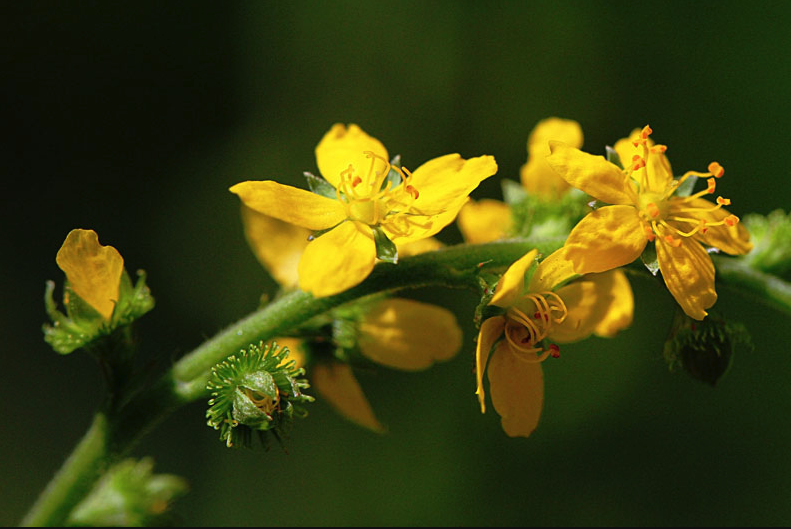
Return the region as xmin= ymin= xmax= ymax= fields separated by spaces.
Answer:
xmin=456 ymin=199 xmax=512 ymax=243
xmin=669 ymin=196 xmax=753 ymax=255
xmin=488 ymin=341 xmax=544 ymax=438
xmin=357 ymin=298 xmax=462 ymax=371
xmin=56 ymin=229 xmax=124 ymax=320
xmin=298 ymin=220 xmax=376 ymax=297
xmin=564 ymin=206 xmax=647 ymax=274
xmin=656 ymin=236 xmax=717 ymax=320
xmin=614 ymin=130 xmax=673 ymax=193
xmin=590 ymin=270 xmax=634 ymax=338
xmin=230 ymin=180 xmax=346 ymax=231
xmin=528 ymin=246 xmax=577 ymax=292
xmin=241 ymin=206 xmax=310 ymax=288
xmin=475 ymin=316 xmax=506 ymax=413
xmin=546 ymin=142 xmax=633 ymax=205
xmin=489 ymin=249 xmax=539 ymax=308
xmin=310 ymin=361 xmax=386 ymax=433
xmin=315 ymin=123 xmax=389 ymax=189
xmin=396 ymin=237 xmax=443 ymax=257
xmin=407 ymin=154 xmax=498 ymax=216
xmin=548 ymin=280 xmax=602 ymax=343
xmin=520 ymin=117 xmax=583 ymax=200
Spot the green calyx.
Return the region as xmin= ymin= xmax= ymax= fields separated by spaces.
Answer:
xmin=206 ymin=341 xmax=314 ymax=449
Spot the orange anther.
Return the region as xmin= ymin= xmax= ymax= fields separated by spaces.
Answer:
xmin=707 ymin=177 xmax=716 ymax=194
xmin=651 ymin=144 xmax=668 ymax=154
xmin=641 ymin=125 xmax=653 ymax=139
xmin=664 ymin=234 xmax=682 ymax=248
xmin=717 ymin=196 xmax=731 ymax=206
xmin=644 ymin=225 xmax=656 ymax=242
xmin=708 ymin=162 xmax=725 ymax=178
xmin=698 ymin=219 xmax=708 ymax=234
xmin=632 ymin=155 xmax=646 ymax=170
xmin=646 ymin=202 xmax=660 ymax=218
xmin=549 ymin=344 xmax=561 ymax=359
xmin=725 ymin=214 xmax=740 ymax=227
xmin=352 ymin=176 xmax=362 ymax=187
xmin=405 ymin=184 xmax=419 ymax=199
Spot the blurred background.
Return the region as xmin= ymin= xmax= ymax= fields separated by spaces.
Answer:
xmin=3 ymin=0 xmax=791 ymax=525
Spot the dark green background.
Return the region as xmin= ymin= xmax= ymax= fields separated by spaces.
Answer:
xmin=4 ymin=1 xmax=791 ymax=526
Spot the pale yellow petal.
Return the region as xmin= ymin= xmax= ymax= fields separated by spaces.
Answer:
xmin=475 ymin=316 xmax=505 ymax=413
xmin=546 ymin=142 xmax=633 ymax=205
xmin=357 ymin=298 xmax=462 ymax=371
xmin=656 ymin=236 xmax=717 ymax=320
xmin=315 ymin=123 xmax=389 ymax=189
xmin=298 ymin=221 xmax=376 ymax=297
xmin=241 ymin=206 xmax=310 ymax=287
xmin=396 ymin=237 xmax=443 ymax=257
xmin=564 ymin=206 xmax=647 ymax=274
xmin=230 ymin=180 xmax=346 ymax=231
xmin=669 ymin=196 xmax=753 ymax=255
xmin=528 ymin=246 xmax=577 ymax=292
xmin=407 ymin=154 xmax=498 ymax=215
xmin=310 ymin=361 xmax=386 ymax=433
xmin=55 ymin=229 xmax=124 ymax=320
xmin=489 ymin=249 xmax=539 ymax=308
xmin=488 ymin=341 xmax=544 ymax=438
xmin=521 ymin=117 xmax=584 ymax=200
xmin=614 ymin=130 xmax=673 ymax=193
xmin=457 ymin=199 xmax=512 ymax=244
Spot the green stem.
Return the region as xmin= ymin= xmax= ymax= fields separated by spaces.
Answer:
xmin=713 ymin=255 xmax=791 ymax=317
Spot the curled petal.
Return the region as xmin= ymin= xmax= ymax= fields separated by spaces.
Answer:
xmin=546 ymin=142 xmax=633 ymax=205
xmin=408 ymin=154 xmax=498 ymax=216
xmin=476 ymin=316 xmax=506 ymax=413
xmin=488 ymin=341 xmax=544 ymax=438
xmin=315 ymin=123 xmax=389 ymax=189
xmin=298 ymin=221 xmax=376 ymax=297
xmin=656 ymin=236 xmax=717 ymax=320
xmin=230 ymin=180 xmax=346 ymax=231
xmin=241 ymin=206 xmax=310 ymax=288
xmin=489 ymin=249 xmax=539 ymax=308
xmin=358 ymin=298 xmax=462 ymax=371
xmin=521 ymin=117 xmax=583 ymax=200
xmin=311 ymin=361 xmax=386 ymax=433
xmin=457 ymin=199 xmax=512 ymax=244
xmin=56 ymin=229 xmax=124 ymax=320
xmin=564 ymin=206 xmax=647 ymax=275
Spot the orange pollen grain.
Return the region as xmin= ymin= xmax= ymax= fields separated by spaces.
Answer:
xmin=651 ymin=144 xmax=667 ymax=153
xmin=717 ymin=196 xmax=731 ymax=206
xmin=725 ymin=214 xmax=740 ymax=227
xmin=646 ymin=202 xmax=660 ymax=218
xmin=664 ymin=234 xmax=682 ymax=247
xmin=644 ymin=225 xmax=656 ymax=241
xmin=632 ymin=155 xmax=646 ymax=170
xmin=549 ymin=344 xmax=561 ymax=358
xmin=641 ymin=125 xmax=653 ymax=139
xmin=699 ymin=219 xmax=709 ymax=234
xmin=707 ymin=177 xmax=716 ymax=194
xmin=352 ymin=176 xmax=362 ymax=187
xmin=405 ymin=184 xmax=419 ymax=199
xmin=708 ymin=162 xmax=725 ymax=178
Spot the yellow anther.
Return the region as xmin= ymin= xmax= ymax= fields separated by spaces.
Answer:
xmin=717 ymin=196 xmax=731 ymax=206
xmin=651 ymin=144 xmax=668 ymax=154
xmin=664 ymin=234 xmax=682 ymax=248
xmin=708 ymin=162 xmax=725 ymax=178
xmin=707 ymin=177 xmax=716 ymax=194
xmin=698 ymin=218 xmax=709 ymax=234
xmin=641 ymin=125 xmax=653 ymax=139
xmin=644 ymin=224 xmax=656 ymax=242
xmin=725 ymin=214 xmax=739 ymax=227
xmin=646 ymin=202 xmax=660 ymax=218
xmin=632 ymin=155 xmax=646 ymax=170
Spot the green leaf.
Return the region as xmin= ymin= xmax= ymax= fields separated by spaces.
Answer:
xmin=373 ymin=227 xmax=398 ymax=264
xmin=605 ymin=146 xmax=624 ymax=169
xmin=640 ymin=241 xmax=660 ymax=276
xmin=304 ymin=171 xmax=336 ymax=199
xmin=674 ymin=175 xmax=698 ymax=197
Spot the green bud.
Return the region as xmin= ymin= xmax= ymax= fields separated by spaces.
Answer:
xmin=743 ymin=209 xmax=791 ymax=279
xmin=67 ymin=458 xmax=187 ymax=527
xmin=504 ymin=179 xmax=590 ymax=240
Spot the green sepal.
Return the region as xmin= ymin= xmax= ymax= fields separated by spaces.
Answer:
xmin=304 ymin=171 xmax=336 ymax=199
xmin=373 ymin=227 xmax=398 ymax=264
xmin=67 ymin=457 xmax=188 ymax=527
xmin=662 ymin=309 xmax=752 ymax=386
xmin=473 ymin=273 xmax=500 ymax=328
xmin=674 ymin=174 xmax=698 ymax=197
xmin=508 ymin=186 xmax=590 ymax=240
xmin=605 ymin=146 xmax=624 ymax=169
xmin=743 ymin=209 xmax=791 ymax=279
xmin=640 ymin=241 xmax=660 ymax=276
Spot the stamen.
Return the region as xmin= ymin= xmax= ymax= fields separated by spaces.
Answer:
xmin=708 ymin=162 xmax=725 ymax=178
xmin=352 ymin=176 xmax=362 ymax=187
xmin=699 ymin=218 xmax=708 ymax=234
xmin=641 ymin=125 xmax=653 ymax=139
xmin=664 ymin=234 xmax=682 ymax=247
xmin=405 ymin=184 xmax=419 ymax=199
xmin=717 ymin=196 xmax=731 ymax=206
xmin=707 ymin=177 xmax=716 ymax=194
xmin=644 ymin=224 xmax=656 ymax=242
xmin=632 ymin=155 xmax=646 ymax=171
xmin=725 ymin=214 xmax=739 ymax=227
xmin=646 ymin=202 xmax=660 ymax=218
xmin=651 ymin=144 xmax=667 ymax=153
xmin=549 ymin=344 xmax=560 ymax=358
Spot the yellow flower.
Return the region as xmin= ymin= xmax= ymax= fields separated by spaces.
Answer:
xmin=456 ymin=117 xmax=583 ymax=244
xmin=231 ymin=123 xmax=498 ymax=297
xmin=241 ymin=205 xmax=463 ymax=432
xmin=55 ymin=229 xmax=124 ymax=321
xmin=546 ymin=125 xmax=753 ymax=320
xmin=476 ymin=248 xmax=633 ymax=438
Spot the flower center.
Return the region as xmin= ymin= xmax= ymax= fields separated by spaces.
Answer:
xmin=335 ymin=151 xmax=423 ymax=229
xmin=504 ymin=292 xmax=567 ymax=363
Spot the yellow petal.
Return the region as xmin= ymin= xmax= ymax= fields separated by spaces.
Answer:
xmin=614 ymin=130 xmax=673 ymax=193
xmin=310 ymin=361 xmax=386 ymax=433
xmin=396 ymin=237 xmax=443 ymax=257
xmin=521 ymin=117 xmax=584 ymax=200
xmin=241 ymin=206 xmax=310 ymax=287
xmin=457 ymin=199 xmax=512 ymax=244
xmin=407 ymin=154 xmax=498 ymax=216
xmin=384 ymin=204 xmax=462 ymax=246
xmin=656 ymin=236 xmax=717 ymax=320
xmin=230 ymin=180 xmax=346 ymax=232
xmin=357 ymin=298 xmax=463 ymax=371
xmin=528 ymin=247 xmax=577 ymax=292
xmin=590 ymin=270 xmax=634 ymax=337
xmin=475 ymin=316 xmax=505 ymax=413
xmin=55 ymin=229 xmax=124 ymax=320
xmin=564 ymin=206 xmax=647 ymax=274
xmin=489 ymin=249 xmax=539 ymax=308
xmin=546 ymin=142 xmax=633 ymax=205
xmin=315 ymin=123 xmax=389 ymax=189
xmin=273 ymin=337 xmax=307 ymax=369
xmin=669 ymin=197 xmax=753 ymax=255
xmin=298 ymin=221 xmax=376 ymax=297
xmin=488 ymin=341 xmax=544 ymax=438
